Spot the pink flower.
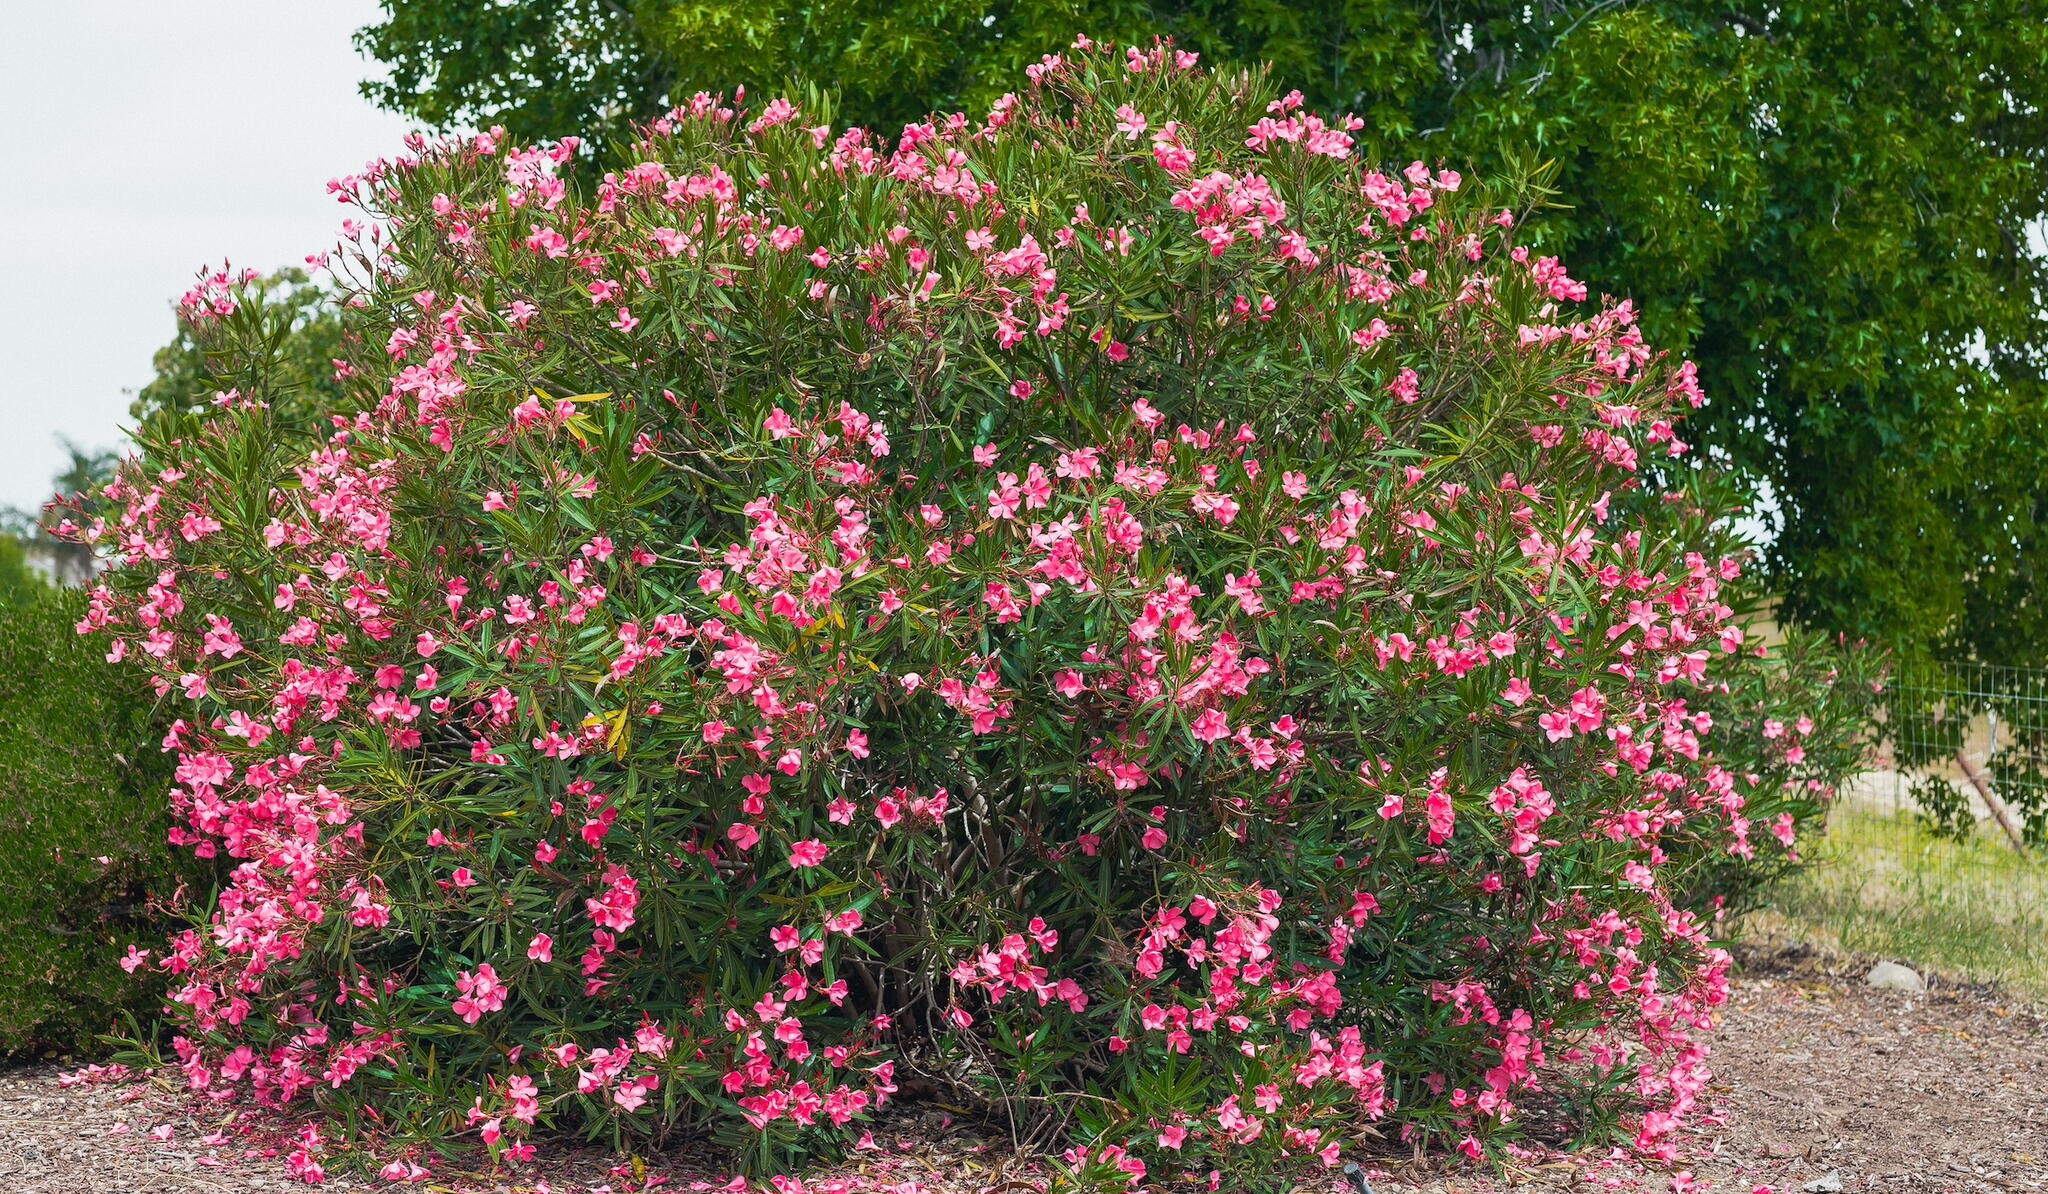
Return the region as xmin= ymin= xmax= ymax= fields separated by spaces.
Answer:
xmin=451 ymin=964 xmax=507 ymax=1023
xmin=527 ymin=933 xmax=553 ymax=962
xmin=788 ymin=840 xmax=828 ymax=868
xmin=1189 ymin=708 xmax=1231 ymax=743
xmin=1351 ymin=318 xmax=1392 ymax=349
xmin=1425 ymin=788 xmax=1455 ymax=843
xmin=1772 ymin=813 xmax=1797 ymax=848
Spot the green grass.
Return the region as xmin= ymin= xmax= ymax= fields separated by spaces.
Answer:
xmin=1741 ymin=803 xmax=2048 ymax=999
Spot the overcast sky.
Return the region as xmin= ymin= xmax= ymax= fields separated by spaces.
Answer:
xmin=0 ymin=1 xmax=416 ymax=513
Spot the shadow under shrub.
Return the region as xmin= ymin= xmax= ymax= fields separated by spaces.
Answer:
xmin=0 ymin=588 xmax=199 ymax=1056
xmin=73 ymin=42 xmax=1878 ymax=1189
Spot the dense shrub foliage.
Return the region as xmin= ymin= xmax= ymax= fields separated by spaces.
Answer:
xmin=76 ymin=44 xmax=1874 ymax=1187
xmin=0 ymin=588 xmax=196 ymax=1055
xmin=1678 ymin=630 xmax=1880 ymax=914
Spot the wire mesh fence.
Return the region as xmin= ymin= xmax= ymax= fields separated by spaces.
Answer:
xmin=1755 ymin=659 xmax=2048 ymax=996
xmin=1870 ymin=659 xmax=2048 ymax=846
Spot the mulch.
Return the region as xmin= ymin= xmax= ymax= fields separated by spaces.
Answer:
xmin=3 ymin=943 xmax=2042 ymax=1194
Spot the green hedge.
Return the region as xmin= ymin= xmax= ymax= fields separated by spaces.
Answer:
xmin=0 ymin=587 xmax=199 ymax=1055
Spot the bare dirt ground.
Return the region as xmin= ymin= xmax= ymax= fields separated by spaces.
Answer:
xmin=3 ymin=944 xmax=2042 ymax=1194
xmin=1670 ymin=944 xmax=2046 ymax=1194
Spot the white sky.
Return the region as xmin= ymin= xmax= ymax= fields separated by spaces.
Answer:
xmin=0 ymin=1 xmax=416 ymax=513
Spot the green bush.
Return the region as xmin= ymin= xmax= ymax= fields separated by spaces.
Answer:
xmin=79 ymin=44 xmax=1881 ymax=1186
xmin=1678 ymin=628 xmax=1885 ymax=916
xmin=0 ymin=533 xmax=45 ymax=606
xmin=0 ymin=588 xmax=197 ymax=1055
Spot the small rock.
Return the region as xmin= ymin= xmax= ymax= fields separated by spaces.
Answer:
xmin=1866 ymin=961 xmax=1927 ymax=992
xmin=1802 ymin=1172 xmax=1844 ymax=1194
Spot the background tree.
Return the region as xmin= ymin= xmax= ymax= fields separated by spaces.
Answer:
xmin=0 ymin=532 xmax=45 ymax=608
xmin=354 ymin=0 xmax=2048 ymax=663
xmin=0 ymin=439 xmax=120 ymax=589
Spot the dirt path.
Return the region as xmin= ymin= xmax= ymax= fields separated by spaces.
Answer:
xmin=3 ymin=948 xmax=2042 ymax=1194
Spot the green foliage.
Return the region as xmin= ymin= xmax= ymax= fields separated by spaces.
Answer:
xmin=0 ymin=589 xmax=195 ymax=1056
xmin=132 ymin=267 xmax=350 ymax=437
xmin=356 ymin=1 xmax=679 ymax=154
xmin=354 ymin=0 xmax=2048 ymax=664
xmin=0 ymin=533 xmax=47 ymax=608
xmin=1680 ymin=628 xmax=1885 ymax=915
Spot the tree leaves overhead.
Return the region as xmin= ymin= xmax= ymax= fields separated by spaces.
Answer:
xmin=353 ymin=0 xmax=2048 ymax=662
xmin=356 ymin=0 xmax=678 ymax=152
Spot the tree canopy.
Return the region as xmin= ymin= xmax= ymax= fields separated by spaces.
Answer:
xmin=353 ymin=1 xmax=2048 ymax=661
xmin=2 ymin=439 xmax=123 ymax=594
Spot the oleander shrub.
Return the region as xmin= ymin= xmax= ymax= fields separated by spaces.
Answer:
xmin=1671 ymin=629 xmax=1882 ymax=916
xmin=130 ymin=266 xmax=350 ymax=436
xmin=71 ymin=42 xmax=1876 ymax=1188
xmin=0 ymin=587 xmax=196 ymax=1055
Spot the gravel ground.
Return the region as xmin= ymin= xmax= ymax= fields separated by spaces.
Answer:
xmin=2 ymin=945 xmax=2041 ymax=1194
